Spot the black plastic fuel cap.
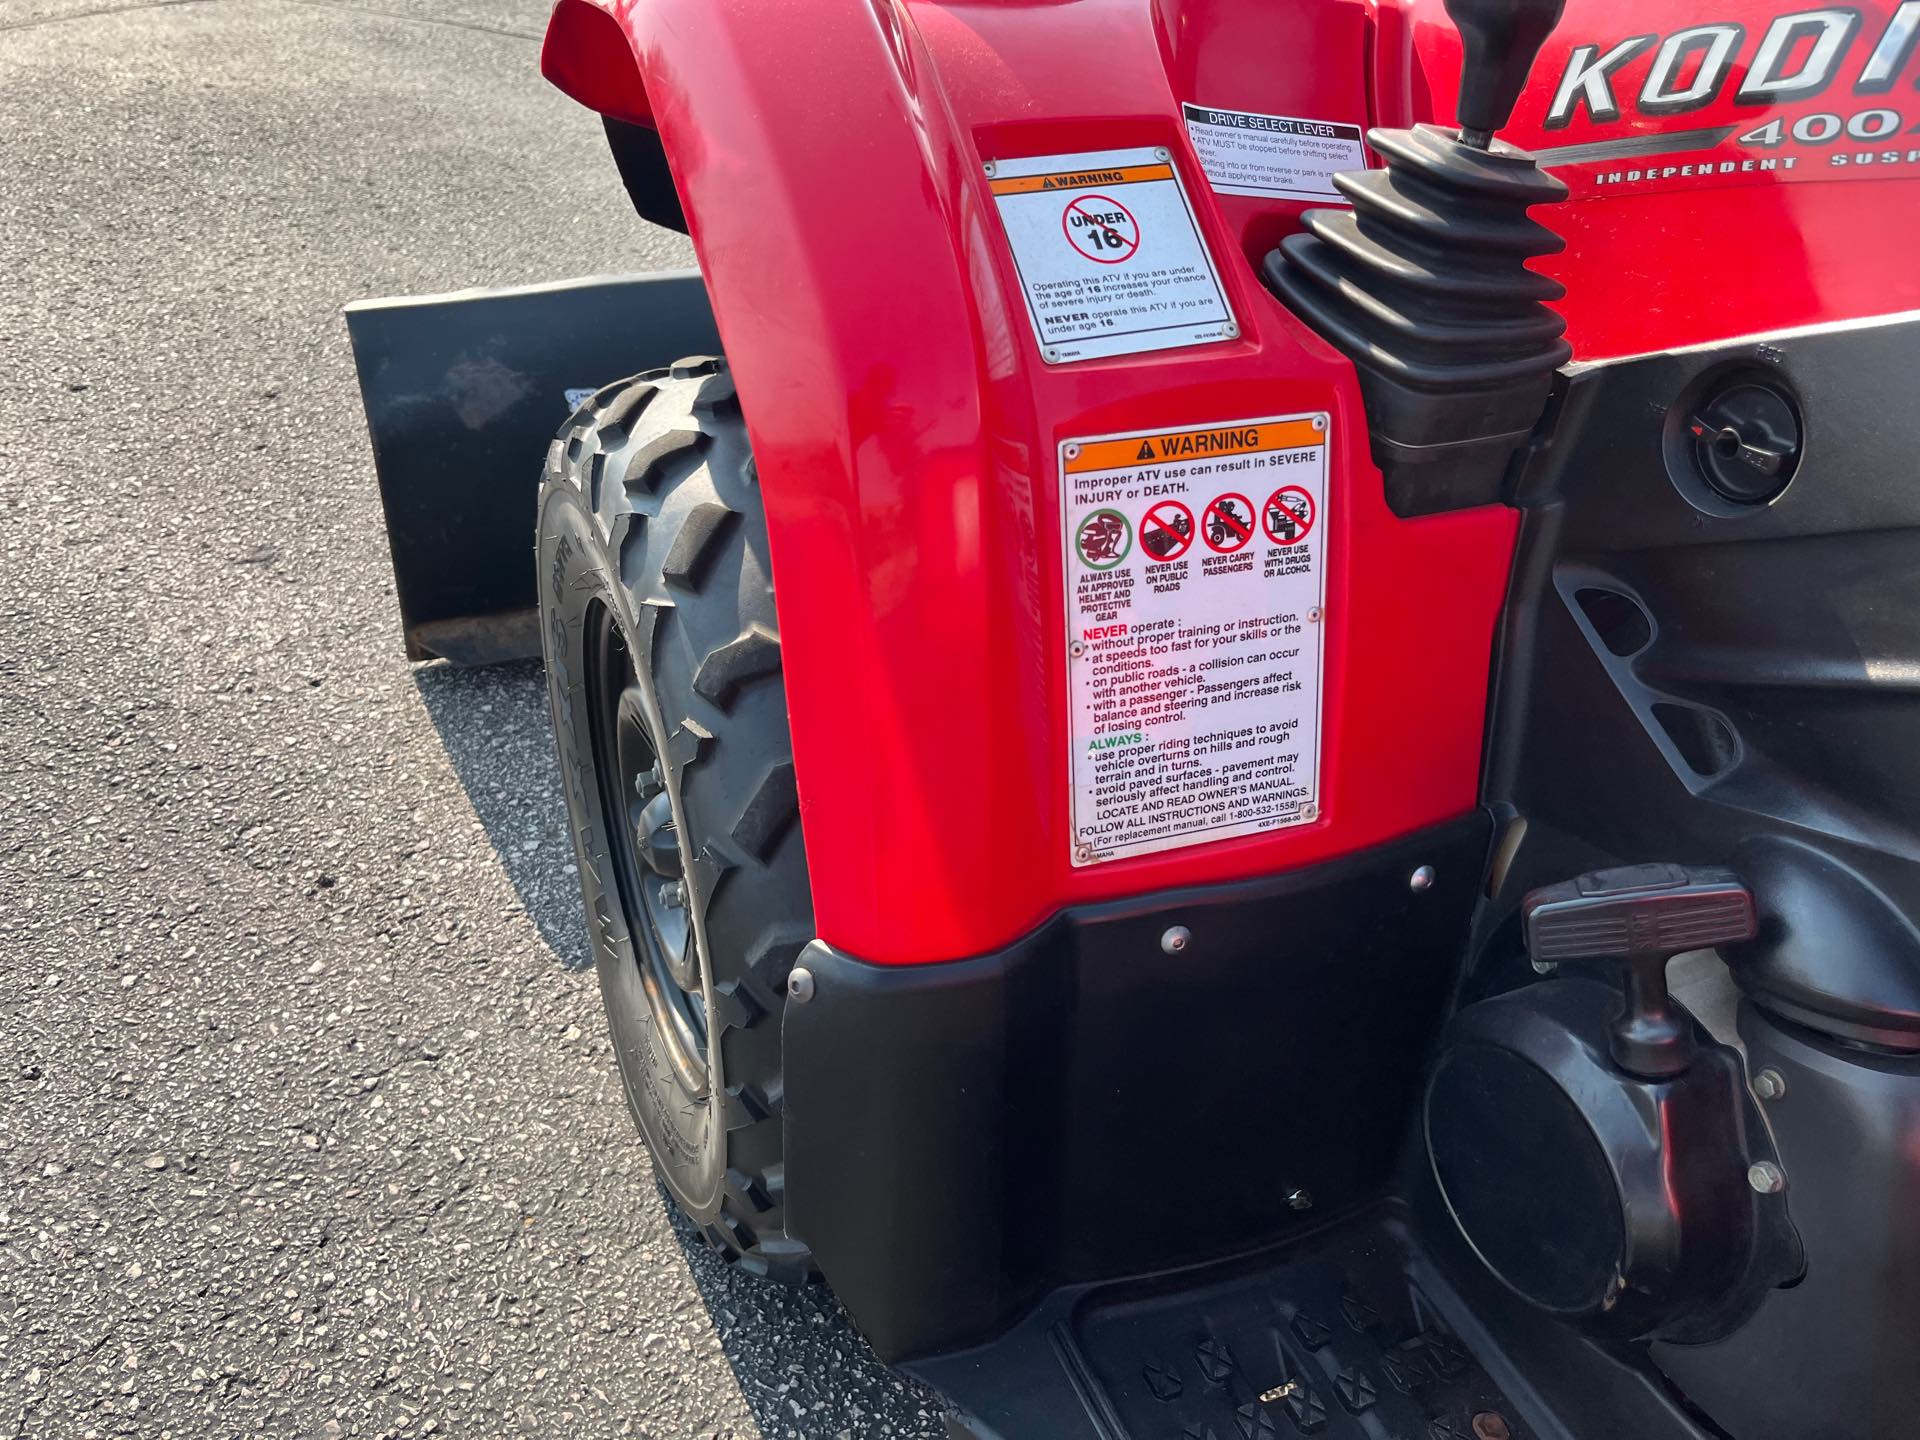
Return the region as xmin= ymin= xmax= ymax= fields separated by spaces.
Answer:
xmin=1689 ymin=379 xmax=1802 ymax=504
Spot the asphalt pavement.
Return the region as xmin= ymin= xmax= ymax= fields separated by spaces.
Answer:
xmin=0 ymin=3 xmax=940 ymax=1436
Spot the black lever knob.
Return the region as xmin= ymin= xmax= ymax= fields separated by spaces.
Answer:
xmin=1445 ymin=0 xmax=1567 ymax=147
xmin=1523 ymin=864 xmax=1757 ymax=1079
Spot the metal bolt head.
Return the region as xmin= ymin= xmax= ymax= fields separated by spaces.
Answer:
xmin=1043 ymin=347 xmax=1061 ymax=364
xmin=634 ymin=765 xmax=659 ymax=795
xmin=1311 ymin=413 xmax=1327 ymax=432
xmin=1222 ymin=320 xmax=1239 ymax=339
xmin=787 ymin=966 xmax=816 ymax=1004
xmin=1063 ymin=441 xmax=1081 ymax=460
xmin=1748 ymin=1161 xmax=1787 ymax=1194
xmin=1301 ymin=801 xmax=1320 ymax=821
xmin=1409 ymin=864 xmax=1436 ymax=893
xmin=1160 ymin=925 xmax=1191 ymax=956
xmin=1753 ymin=1068 xmax=1787 ymax=1101
xmin=982 ymin=159 xmax=997 ymax=177
xmin=1153 ymin=146 xmax=1170 ymax=161
xmin=1306 ymin=606 xmax=1322 ymax=623
xmin=657 ymin=880 xmax=686 ymax=909
xmin=1068 ymin=639 xmax=1087 ymax=659
xmin=1286 ymin=1188 xmax=1313 ymax=1211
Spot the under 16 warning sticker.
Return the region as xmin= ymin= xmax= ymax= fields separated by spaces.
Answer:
xmin=989 ymin=146 xmax=1235 ymax=363
xmin=1063 ymin=414 xmax=1329 ymax=866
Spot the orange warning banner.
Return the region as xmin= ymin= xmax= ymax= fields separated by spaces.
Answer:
xmin=988 ymin=163 xmax=1175 ymax=196
xmin=1065 ymin=419 xmax=1324 ymax=474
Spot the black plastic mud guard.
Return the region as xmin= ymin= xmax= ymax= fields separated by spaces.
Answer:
xmin=344 ymin=271 xmax=719 ymax=664
xmin=780 ymin=815 xmax=1492 ymax=1365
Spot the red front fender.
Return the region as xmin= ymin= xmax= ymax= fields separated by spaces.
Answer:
xmin=537 ymin=0 xmax=1517 ymax=963
xmin=541 ymin=0 xmax=651 ymax=126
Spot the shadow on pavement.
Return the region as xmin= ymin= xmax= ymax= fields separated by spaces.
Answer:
xmin=412 ymin=657 xmax=592 ymax=970
xmin=413 ymin=659 xmax=944 ymax=1435
xmin=657 ymin=1180 xmax=944 ymax=1438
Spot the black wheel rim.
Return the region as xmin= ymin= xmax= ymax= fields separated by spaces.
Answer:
xmin=584 ymin=601 xmax=709 ymax=1098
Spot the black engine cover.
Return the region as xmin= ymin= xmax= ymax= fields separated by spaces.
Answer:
xmin=1425 ymin=977 xmax=1800 ymax=1342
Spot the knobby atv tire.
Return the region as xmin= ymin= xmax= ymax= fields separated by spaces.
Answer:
xmin=537 ymin=358 xmax=813 ymax=1284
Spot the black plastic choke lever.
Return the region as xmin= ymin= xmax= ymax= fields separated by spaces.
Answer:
xmin=1523 ymin=864 xmax=1757 ymax=1079
xmin=1446 ymin=0 xmax=1568 ymax=147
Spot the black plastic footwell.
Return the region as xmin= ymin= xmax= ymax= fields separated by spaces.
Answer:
xmin=913 ymin=1210 xmax=1544 ymax=1440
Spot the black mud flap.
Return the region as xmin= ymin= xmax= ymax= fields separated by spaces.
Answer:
xmin=344 ymin=270 xmax=719 ymax=665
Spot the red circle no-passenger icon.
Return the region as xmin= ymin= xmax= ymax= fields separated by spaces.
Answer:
xmin=1201 ymin=493 xmax=1254 ymax=553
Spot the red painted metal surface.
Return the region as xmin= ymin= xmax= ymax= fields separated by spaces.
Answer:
xmin=540 ymin=0 xmax=1917 ymax=963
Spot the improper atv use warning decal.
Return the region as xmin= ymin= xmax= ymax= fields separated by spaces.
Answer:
xmin=988 ymin=147 xmax=1235 ymax=363
xmin=1062 ymin=415 xmax=1329 ymax=865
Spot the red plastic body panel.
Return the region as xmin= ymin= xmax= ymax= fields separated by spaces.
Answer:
xmin=541 ymin=0 xmax=1919 ymax=963
xmin=541 ymin=0 xmax=650 ymax=125
xmin=1394 ymin=0 xmax=1920 ymax=357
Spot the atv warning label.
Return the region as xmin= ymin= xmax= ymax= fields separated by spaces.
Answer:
xmin=1182 ymin=104 xmax=1366 ymax=202
xmin=988 ymin=147 xmax=1235 ymax=363
xmin=1062 ymin=415 xmax=1329 ymax=866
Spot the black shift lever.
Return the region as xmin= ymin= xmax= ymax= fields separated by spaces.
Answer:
xmin=1446 ymin=0 xmax=1568 ymax=147
xmin=1263 ymin=0 xmax=1572 ymax=515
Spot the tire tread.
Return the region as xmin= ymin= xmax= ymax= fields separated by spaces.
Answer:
xmin=540 ymin=360 xmax=812 ymax=1282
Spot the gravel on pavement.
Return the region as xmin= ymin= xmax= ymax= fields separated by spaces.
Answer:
xmin=0 ymin=4 xmax=941 ymax=1436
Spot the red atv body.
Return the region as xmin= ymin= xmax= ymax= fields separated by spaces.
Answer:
xmin=347 ymin=2 xmax=1920 ymax=1436
xmin=540 ymin=0 xmax=1918 ymax=958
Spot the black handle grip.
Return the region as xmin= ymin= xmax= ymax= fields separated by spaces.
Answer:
xmin=1523 ymin=864 xmax=1757 ymax=1078
xmin=1445 ymin=0 xmax=1567 ymax=145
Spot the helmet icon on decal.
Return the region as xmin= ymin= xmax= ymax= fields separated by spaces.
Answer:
xmin=1075 ymin=508 xmax=1132 ymax=569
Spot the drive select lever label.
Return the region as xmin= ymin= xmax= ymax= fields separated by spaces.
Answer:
xmin=1062 ymin=415 xmax=1328 ymax=865
xmin=1181 ymin=104 xmax=1366 ymax=202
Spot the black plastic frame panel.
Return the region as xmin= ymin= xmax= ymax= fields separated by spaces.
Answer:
xmin=1476 ymin=312 xmax=1920 ymax=1440
xmin=1478 ymin=312 xmax=1920 ymax=1012
xmin=781 ymin=815 xmax=1491 ymax=1363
